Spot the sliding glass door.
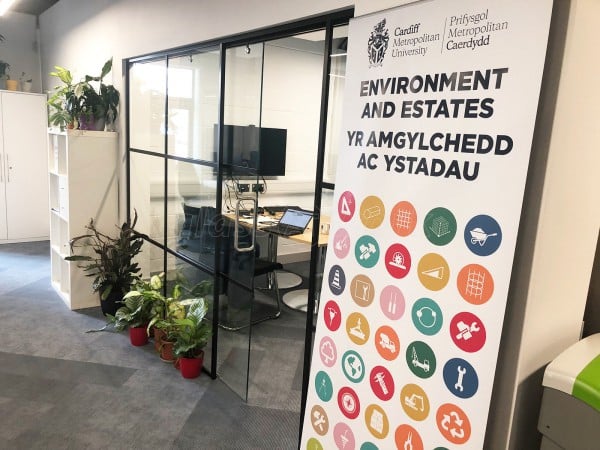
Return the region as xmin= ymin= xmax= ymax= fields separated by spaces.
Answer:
xmin=126 ymin=9 xmax=353 ymax=417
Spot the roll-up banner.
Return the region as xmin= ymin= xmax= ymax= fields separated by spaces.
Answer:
xmin=301 ymin=0 xmax=552 ymax=448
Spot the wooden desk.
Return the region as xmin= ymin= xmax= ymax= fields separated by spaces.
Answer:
xmin=234 ymin=213 xmax=330 ymax=247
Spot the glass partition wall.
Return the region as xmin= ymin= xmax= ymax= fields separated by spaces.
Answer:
xmin=126 ymin=9 xmax=352 ymax=419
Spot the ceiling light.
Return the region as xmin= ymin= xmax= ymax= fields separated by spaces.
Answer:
xmin=0 ymin=0 xmax=17 ymax=16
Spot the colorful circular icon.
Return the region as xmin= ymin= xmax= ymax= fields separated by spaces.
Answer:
xmin=360 ymin=196 xmax=385 ymax=229
xmin=346 ymin=312 xmax=370 ymax=346
xmin=333 ymin=228 xmax=351 ymax=259
xmin=310 ymin=405 xmax=329 ymax=436
xmin=457 ymin=263 xmax=494 ymax=305
xmin=350 ymin=274 xmax=375 ymax=308
xmin=342 ymin=350 xmax=366 ymax=383
xmin=360 ymin=442 xmax=378 ymax=450
xmin=355 ymin=235 xmax=380 ymax=268
xmin=338 ymin=387 xmax=360 ymax=419
xmin=306 ymin=437 xmax=324 ymax=450
xmin=338 ymin=191 xmax=356 ymax=222
xmin=417 ymin=253 xmax=450 ymax=291
xmin=324 ymin=300 xmax=342 ymax=331
xmin=395 ymin=424 xmax=423 ymax=450
xmin=328 ymin=265 xmax=346 ymax=296
xmin=365 ymin=404 xmax=389 ymax=439
xmin=369 ymin=365 xmax=395 ymax=401
xmin=319 ymin=336 xmax=337 ymax=367
xmin=412 ymin=297 xmax=443 ymax=336
xmin=374 ymin=325 xmax=400 ymax=361
xmin=333 ymin=422 xmax=356 ymax=449
xmin=423 ymin=207 xmax=457 ymax=246
xmin=315 ymin=371 xmax=334 ymax=402
xmin=400 ymin=383 xmax=430 ymax=421
xmin=464 ymin=214 xmax=502 ymax=256
xmin=443 ymin=358 xmax=479 ymax=399
xmin=405 ymin=341 xmax=436 ymax=379
xmin=390 ymin=201 xmax=417 ymax=237
xmin=436 ymin=403 xmax=471 ymax=445
xmin=450 ymin=311 xmax=486 ymax=353
xmin=384 ymin=243 xmax=411 ymax=279
xmin=379 ymin=285 xmax=405 ymax=320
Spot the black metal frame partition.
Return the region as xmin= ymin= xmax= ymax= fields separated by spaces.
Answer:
xmin=124 ymin=5 xmax=354 ymax=430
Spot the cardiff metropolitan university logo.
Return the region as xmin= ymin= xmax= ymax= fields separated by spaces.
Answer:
xmin=367 ymin=18 xmax=389 ymax=67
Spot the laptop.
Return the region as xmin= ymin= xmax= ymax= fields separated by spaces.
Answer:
xmin=261 ymin=209 xmax=313 ymax=237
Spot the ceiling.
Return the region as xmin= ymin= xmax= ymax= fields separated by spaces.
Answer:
xmin=11 ymin=0 xmax=58 ymax=16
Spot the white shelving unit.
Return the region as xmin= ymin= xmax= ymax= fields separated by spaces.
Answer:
xmin=48 ymin=129 xmax=118 ymax=310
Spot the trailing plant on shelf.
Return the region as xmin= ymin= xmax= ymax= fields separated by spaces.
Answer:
xmin=65 ymin=211 xmax=145 ymax=316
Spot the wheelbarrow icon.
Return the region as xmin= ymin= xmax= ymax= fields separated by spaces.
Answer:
xmin=469 ymin=227 xmax=497 ymax=246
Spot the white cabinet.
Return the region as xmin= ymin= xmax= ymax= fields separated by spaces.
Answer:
xmin=0 ymin=91 xmax=49 ymax=242
xmin=48 ymin=129 xmax=118 ymax=310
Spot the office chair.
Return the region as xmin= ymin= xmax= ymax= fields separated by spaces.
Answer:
xmin=219 ymin=220 xmax=283 ymax=331
xmin=179 ymin=204 xmax=282 ymax=331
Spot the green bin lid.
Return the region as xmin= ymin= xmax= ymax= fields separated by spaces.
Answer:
xmin=543 ymin=333 xmax=600 ymax=412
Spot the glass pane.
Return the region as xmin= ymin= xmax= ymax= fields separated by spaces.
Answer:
xmin=261 ymin=32 xmax=325 ymax=190
xmin=167 ymin=160 xmax=217 ymax=268
xmin=165 ymin=253 xmax=215 ymax=376
xmin=130 ymin=152 xmax=165 ymax=260
xmin=129 ymin=59 xmax=167 ymax=152
xmin=216 ymin=42 xmax=265 ymax=401
xmin=167 ymin=49 xmax=220 ymax=161
xmin=323 ymin=25 xmax=348 ymax=185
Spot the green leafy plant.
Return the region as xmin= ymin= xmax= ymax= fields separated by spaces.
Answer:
xmin=0 ymin=61 xmax=9 ymax=81
xmin=47 ymin=65 xmax=82 ymax=129
xmin=171 ymin=297 xmax=212 ymax=358
xmin=148 ymin=275 xmax=212 ymax=339
xmin=109 ymin=280 xmax=157 ymax=330
xmin=47 ymin=58 xmax=120 ymax=130
xmin=66 ymin=211 xmax=145 ymax=303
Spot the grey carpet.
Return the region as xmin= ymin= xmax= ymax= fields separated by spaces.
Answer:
xmin=0 ymin=241 xmax=304 ymax=449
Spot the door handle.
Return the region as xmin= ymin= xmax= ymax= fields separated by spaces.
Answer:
xmin=234 ymin=197 xmax=256 ymax=253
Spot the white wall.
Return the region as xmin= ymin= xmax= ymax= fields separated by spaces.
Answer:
xmin=35 ymin=0 xmax=600 ymax=448
xmin=0 ymin=12 xmax=41 ymax=92
xmin=485 ymin=0 xmax=600 ymax=448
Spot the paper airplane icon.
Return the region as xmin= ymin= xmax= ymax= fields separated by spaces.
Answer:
xmin=422 ymin=266 xmax=444 ymax=279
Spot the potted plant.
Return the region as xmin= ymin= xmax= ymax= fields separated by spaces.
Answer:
xmin=148 ymin=276 xmax=212 ymax=363
xmin=47 ymin=65 xmax=82 ymax=129
xmin=171 ymin=296 xmax=212 ymax=378
xmin=109 ymin=279 xmax=157 ymax=346
xmin=48 ymin=58 xmax=120 ymax=131
xmin=19 ymin=72 xmax=32 ymax=92
xmin=65 ymin=211 xmax=145 ymax=316
xmin=0 ymin=60 xmax=9 ymax=89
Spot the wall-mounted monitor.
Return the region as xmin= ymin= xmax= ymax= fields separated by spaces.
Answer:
xmin=215 ymin=124 xmax=287 ymax=177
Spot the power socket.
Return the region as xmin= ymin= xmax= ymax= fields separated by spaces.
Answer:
xmin=252 ymin=183 xmax=264 ymax=193
xmin=238 ymin=183 xmax=250 ymax=193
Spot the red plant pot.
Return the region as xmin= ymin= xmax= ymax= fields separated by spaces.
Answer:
xmin=159 ymin=340 xmax=176 ymax=363
xmin=129 ymin=326 xmax=149 ymax=346
xmin=178 ymin=351 xmax=204 ymax=379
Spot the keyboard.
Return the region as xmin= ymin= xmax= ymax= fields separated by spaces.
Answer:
xmin=261 ymin=224 xmax=305 ymax=237
xmin=264 ymin=205 xmax=302 ymax=215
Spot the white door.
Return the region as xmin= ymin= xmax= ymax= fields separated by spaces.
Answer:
xmin=0 ymin=94 xmax=7 ymax=239
xmin=1 ymin=92 xmax=49 ymax=240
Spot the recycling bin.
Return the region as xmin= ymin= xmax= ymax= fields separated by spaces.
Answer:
xmin=538 ymin=333 xmax=600 ymax=449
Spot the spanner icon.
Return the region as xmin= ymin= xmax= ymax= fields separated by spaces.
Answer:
xmin=455 ymin=366 xmax=467 ymax=392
